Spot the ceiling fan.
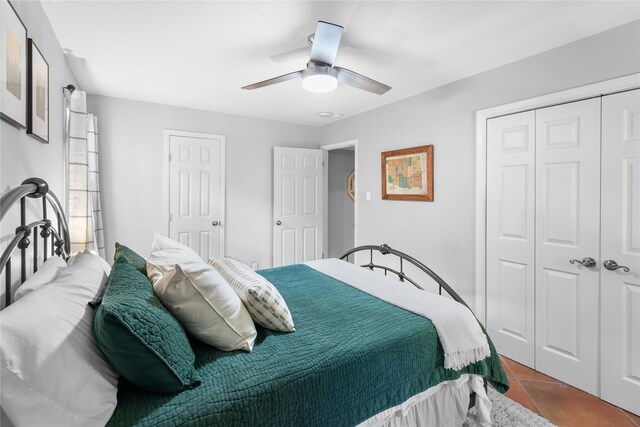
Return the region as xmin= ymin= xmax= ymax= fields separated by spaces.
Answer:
xmin=242 ymin=21 xmax=391 ymax=95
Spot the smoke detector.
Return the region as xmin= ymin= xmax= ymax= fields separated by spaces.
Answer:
xmin=318 ymin=112 xmax=343 ymax=119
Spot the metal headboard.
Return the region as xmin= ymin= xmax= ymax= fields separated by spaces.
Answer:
xmin=0 ymin=177 xmax=70 ymax=307
xmin=340 ymin=244 xmax=471 ymax=310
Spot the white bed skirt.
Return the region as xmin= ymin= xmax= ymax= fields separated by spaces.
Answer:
xmin=358 ymin=374 xmax=491 ymax=427
xmin=0 ymin=372 xmax=491 ymax=427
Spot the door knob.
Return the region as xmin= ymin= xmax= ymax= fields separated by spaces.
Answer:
xmin=211 ymin=221 xmax=220 ymax=227
xmin=275 ymin=220 xmax=282 ymax=226
xmin=603 ymin=260 xmax=630 ymax=272
xmin=569 ymin=257 xmax=597 ymax=268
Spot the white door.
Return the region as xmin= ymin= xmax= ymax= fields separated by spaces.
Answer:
xmin=535 ymin=98 xmax=601 ymax=394
xmin=168 ymin=130 xmax=225 ymax=260
xmin=601 ymin=89 xmax=640 ymax=414
xmin=273 ymin=147 xmax=324 ymax=267
xmin=486 ymin=111 xmax=536 ymax=367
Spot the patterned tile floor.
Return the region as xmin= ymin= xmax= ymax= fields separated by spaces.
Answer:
xmin=500 ymin=356 xmax=640 ymax=427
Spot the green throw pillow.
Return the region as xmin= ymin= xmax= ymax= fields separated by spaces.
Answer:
xmin=93 ymin=257 xmax=201 ymax=394
xmin=113 ymin=242 xmax=147 ymax=275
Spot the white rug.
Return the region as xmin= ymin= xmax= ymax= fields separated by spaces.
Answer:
xmin=464 ymin=387 xmax=556 ymax=427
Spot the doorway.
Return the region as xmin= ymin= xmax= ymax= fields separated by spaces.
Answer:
xmin=321 ymin=140 xmax=357 ymax=260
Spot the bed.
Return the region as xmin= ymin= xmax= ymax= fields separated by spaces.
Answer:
xmin=0 ymin=178 xmax=508 ymax=427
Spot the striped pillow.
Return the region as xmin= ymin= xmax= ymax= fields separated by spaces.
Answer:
xmin=208 ymin=257 xmax=294 ymax=332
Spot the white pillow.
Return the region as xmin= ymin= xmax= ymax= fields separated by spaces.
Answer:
xmin=209 ymin=257 xmax=295 ymax=332
xmin=146 ymin=233 xmax=203 ymax=285
xmin=0 ymin=251 xmax=118 ymax=427
xmin=68 ymin=248 xmax=112 ymax=275
xmin=13 ymin=256 xmax=67 ymax=301
xmin=153 ymin=261 xmax=257 ymax=351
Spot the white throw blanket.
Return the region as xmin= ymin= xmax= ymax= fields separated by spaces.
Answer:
xmin=305 ymin=259 xmax=490 ymax=371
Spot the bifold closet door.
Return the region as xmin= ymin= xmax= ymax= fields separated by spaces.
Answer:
xmin=535 ymin=98 xmax=601 ymax=395
xmin=601 ymin=89 xmax=640 ymax=415
xmin=486 ymin=111 xmax=536 ymax=367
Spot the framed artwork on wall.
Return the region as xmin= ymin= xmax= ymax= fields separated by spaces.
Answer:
xmin=27 ymin=39 xmax=49 ymax=143
xmin=347 ymin=170 xmax=355 ymax=201
xmin=381 ymin=144 xmax=434 ymax=201
xmin=0 ymin=0 xmax=28 ymax=128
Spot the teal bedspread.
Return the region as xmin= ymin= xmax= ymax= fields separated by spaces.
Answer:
xmin=108 ymin=264 xmax=508 ymax=427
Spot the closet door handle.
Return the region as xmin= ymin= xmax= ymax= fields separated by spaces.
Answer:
xmin=603 ymin=260 xmax=630 ymax=272
xmin=569 ymin=257 xmax=597 ymax=268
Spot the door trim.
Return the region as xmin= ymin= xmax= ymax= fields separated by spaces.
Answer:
xmin=475 ymin=73 xmax=640 ymax=325
xmin=320 ymin=139 xmax=358 ymax=259
xmin=163 ymin=129 xmax=226 ymax=256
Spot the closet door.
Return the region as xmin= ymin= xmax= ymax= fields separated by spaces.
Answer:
xmin=535 ymin=98 xmax=601 ymax=394
xmin=601 ymin=89 xmax=640 ymax=415
xmin=486 ymin=111 xmax=536 ymax=367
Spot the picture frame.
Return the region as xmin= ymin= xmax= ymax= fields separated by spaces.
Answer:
xmin=27 ymin=39 xmax=49 ymax=143
xmin=1 ymin=0 xmax=28 ymax=128
xmin=347 ymin=170 xmax=355 ymax=201
xmin=381 ymin=145 xmax=434 ymax=201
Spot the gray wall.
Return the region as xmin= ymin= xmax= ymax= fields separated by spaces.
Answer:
xmin=86 ymin=95 xmax=319 ymax=268
xmin=0 ymin=1 xmax=77 ymax=195
xmin=328 ymin=149 xmax=355 ymax=258
xmin=319 ymin=20 xmax=640 ymax=310
xmin=0 ymin=1 xmax=78 ymax=306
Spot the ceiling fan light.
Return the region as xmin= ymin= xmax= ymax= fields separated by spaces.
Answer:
xmin=303 ymin=74 xmax=338 ymax=93
xmin=302 ymin=64 xmax=338 ymax=93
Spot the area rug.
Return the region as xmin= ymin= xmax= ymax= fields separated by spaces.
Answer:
xmin=464 ymin=387 xmax=556 ymax=427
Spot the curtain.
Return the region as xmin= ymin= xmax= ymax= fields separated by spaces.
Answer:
xmin=65 ymin=90 xmax=105 ymax=257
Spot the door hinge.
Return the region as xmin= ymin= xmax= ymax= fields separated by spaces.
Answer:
xmin=169 ymin=153 xmax=173 ymax=162
xmin=322 ymin=161 xmax=325 ymax=167
xmin=168 ymin=213 xmax=173 ymax=222
xmin=322 ymin=253 xmax=325 ymax=259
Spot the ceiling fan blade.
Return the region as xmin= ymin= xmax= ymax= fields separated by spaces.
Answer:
xmin=241 ymin=70 xmax=304 ymax=90
xmin=309 ymin=21 xmax=344 ymax=66
xmin=334 ymin=67 xmax=391 ymax=95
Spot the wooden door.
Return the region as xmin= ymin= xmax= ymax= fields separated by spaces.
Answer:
xmin=535 ymin=98 xmax=601 ymax=394
xmin=486 ymin=111 xmax=536 ymax=367
xmin=273 ymin=147 xmax=324 ymax=267
xmin=600 ymin=89 xmax=640 ymax=415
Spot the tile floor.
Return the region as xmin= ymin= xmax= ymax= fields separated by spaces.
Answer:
xmin=500 ymin=356 xmax=640 ymax=427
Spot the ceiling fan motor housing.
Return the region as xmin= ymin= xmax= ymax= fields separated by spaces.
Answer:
xmin=302 ymin=62 xmax=338 ymax=92
xmin=303 ymin=62 xmax=338 ymax=79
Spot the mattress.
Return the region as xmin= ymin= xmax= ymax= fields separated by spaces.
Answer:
xmin=107 ymin=264 xmax=508 ymax=426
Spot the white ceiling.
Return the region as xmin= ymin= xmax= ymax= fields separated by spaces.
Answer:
xmin=42 ymin=1 xmax=640 ymax=126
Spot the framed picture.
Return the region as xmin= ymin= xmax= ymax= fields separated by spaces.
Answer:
xmin=1 ymin=0 xmax=28 ymax=128
xmin=27 ymin=39 xmax=49 ymax=143
xmin=381 ymin=145 xmax=434 ymax=201
xmin=347 ymin=170 xmax=355 ymax=201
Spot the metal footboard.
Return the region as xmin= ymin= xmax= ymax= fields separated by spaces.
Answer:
xmin=340 ymin=244 xmax=471 ymax=310
xmin=340 ymin=244 xmax=489 ymax=403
